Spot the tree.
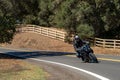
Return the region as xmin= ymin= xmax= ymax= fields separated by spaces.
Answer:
xmin=74 ymin=0 xmax=120 ymax=39
xmin=1 ymin=0 xmax=119 ymax=43
xmin=0 ymin=0 xmax=16 ymax=43
xmin=77 ymin=24 xmax=94 ymax=39
xmin=36 ymin=0 xmax=54 ymax=27
xmin=53 ymin=0 xmax=80 ymax=32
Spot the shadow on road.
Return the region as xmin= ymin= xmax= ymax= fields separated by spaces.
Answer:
xmin=1 ymin=51 xmax=75 ymax=59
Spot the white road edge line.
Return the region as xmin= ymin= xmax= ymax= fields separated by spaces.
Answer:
xmin=30 ymin=58 xmax=110 ymax=80
xmin=0 ymin=48 xmax=110 ymax=80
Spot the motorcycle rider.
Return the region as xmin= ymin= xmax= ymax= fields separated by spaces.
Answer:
xmin=73 ymin=34 xmax=98 ymax=63
xmin=73 ymin=34 xmax=84 ymax=60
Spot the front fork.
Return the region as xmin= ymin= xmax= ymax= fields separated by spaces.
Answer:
xmin=76 ymin=52 xmax=85 ymax=61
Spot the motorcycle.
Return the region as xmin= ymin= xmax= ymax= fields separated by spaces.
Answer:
xmin=77 ymin=42 xmax=98 ymax=63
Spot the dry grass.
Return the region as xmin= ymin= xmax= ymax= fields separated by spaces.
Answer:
xmin=4 ymin=33 xmax=74 ymax=52
xmin=92 ymin=47 xmax=120 ymax=56
xmin=2 ymin=32 xmax=120 ymax=56
xmin=0 ymin=54 xmax=48 ymax=80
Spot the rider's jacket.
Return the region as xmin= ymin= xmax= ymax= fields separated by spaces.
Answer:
xmin=73 ymin=38 xmax=84 ymax=51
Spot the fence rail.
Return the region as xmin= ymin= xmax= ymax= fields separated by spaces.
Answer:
xmin=16 ymin=24 xmax=120 ymax=49
xmin=95 ymin=38 xmax=120 ymax=49
xmin=16 ymin=24 xmax=66 ymax=41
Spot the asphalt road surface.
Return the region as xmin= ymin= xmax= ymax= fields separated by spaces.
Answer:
xmin=0 ymin=47 xmax=120 ymax=80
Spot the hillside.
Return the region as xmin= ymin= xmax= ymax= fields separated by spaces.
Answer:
xmin=2 ymin=32 xmax=120 ymax=56
xmin=5 ymin=33 xmax=75 ymax=53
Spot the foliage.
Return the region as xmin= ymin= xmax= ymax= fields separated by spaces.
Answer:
xmin=77 ymin=24 xmax=94 ymax=39
xmin=0 ymin=0 xmax=120 ymax=43
xmin=0 ymin=0 xmax=16 ymax=43
xmin=0 ymin=16 xmax=16 ymax=43
xmin=36 ymin=0 xmax=54 ymax=27
xmin=79 ymin=0 xmax=120 ymax=38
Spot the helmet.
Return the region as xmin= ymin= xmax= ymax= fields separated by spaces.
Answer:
xmin=74 ymin=35 xmax=80 ymax=42
xmin=75 ymin=35 xmax=79 ymax=39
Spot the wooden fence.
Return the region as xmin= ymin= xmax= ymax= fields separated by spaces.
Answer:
xmin=16 ymin=24 xmax=66 ymax=41
xmin=16 ymin=24 xmax=120 ymax=49
xmin=95 ymin=38 xmax=120 ymax=49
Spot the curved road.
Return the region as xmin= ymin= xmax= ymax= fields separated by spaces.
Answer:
xmin=0 ymin=47 xmax=120 ymax=80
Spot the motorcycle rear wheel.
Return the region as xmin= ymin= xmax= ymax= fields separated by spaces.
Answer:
xmin=89 ymin=53 xmax=98 ymax=63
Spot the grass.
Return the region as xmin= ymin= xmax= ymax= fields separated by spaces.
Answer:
xmin=0 ymin=54 xmax=48 ymax=80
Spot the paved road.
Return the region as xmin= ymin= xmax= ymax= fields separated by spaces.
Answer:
xmin=0 ymin=47 xmax=120 ymax=80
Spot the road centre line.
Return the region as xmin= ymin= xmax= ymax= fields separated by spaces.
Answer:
xmin=66 ymin=55 xmax=120 ymax=62
xmin=98 ymin=58 xmax=120 ymax=62
xmin=0 ymin=46 xmax=119 ymax=63
xmin=30 ymin=58 xmax=110 ymax=80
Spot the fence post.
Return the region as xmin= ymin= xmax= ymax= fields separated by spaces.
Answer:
xmin=47 ymin=28 xmax=49 ymax=36
xmin=33 ymin=26 xmax=35 ymax=33
xmin=103 ymin=40 xmax=105 ymax=48
xmin=40 ymin=27 xmax=42 ymax=34
xmin=114 ymin=40 xmax=116 ymax=49
xmin=94 ymin=38 xmax=96 ymax=46
xmin=55 ymin=31 xmax=57 ymax=39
